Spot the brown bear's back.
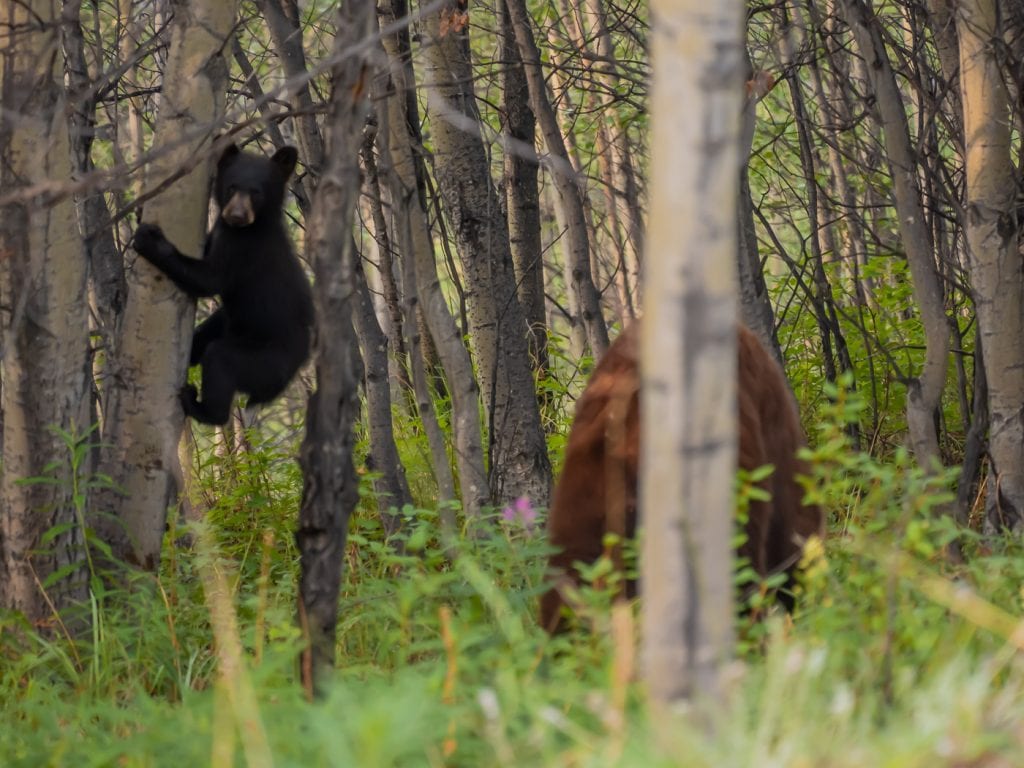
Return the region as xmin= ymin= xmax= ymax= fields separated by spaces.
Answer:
xmin=539 ymin=324 xmax=823 ymax=632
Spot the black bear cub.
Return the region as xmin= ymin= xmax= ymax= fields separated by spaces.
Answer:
xmin=132 ymin=143 xmax=314 ymax=425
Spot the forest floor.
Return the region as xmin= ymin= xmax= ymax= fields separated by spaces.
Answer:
xmin=3 ymin=421 xmax=1024 ymax=766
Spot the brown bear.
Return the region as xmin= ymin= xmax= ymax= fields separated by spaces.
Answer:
xmin=539 ymin=324 xmax=824 ymax=632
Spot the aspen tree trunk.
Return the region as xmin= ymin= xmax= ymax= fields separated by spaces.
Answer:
xmin=499 ymin=0 xmax=550 ymax=387
xmin=97 ymin=0 xmax=236 ymax=568
xmin=257 ymin=0 xmax=325 ymax=177
xmin=840 ymin=0 xmax=949 ymax=469
xmin=925 ymin=0 xmax=963 ymax=114
xmin=377 ymin=0 xmax=489 ymax=519
xmin=397 ymin=206 xmax=460 ymax=515
xmin=63 ymin=1 xmax=126 ymax=346
xmin=578 ymin=0 xmax=645 ymax=316
xmin=957 ymin=0 xmax=1024 ymax=532
xmin=362 ymin=84 xmax=456 ymax=518
xmin=297 ymin=3 xmax=375 ymax=697
xmin=359 ymin=125 xmax=409 ymax=388
xmin=420 ymin=0 xmax=552 ymax=508
xmin=0 ymin=0 xmax=92 ymax=620
xmin=641 ymin=0 xmax=742 ymax=711
xmin=353 ymin=252 xmax=412 ymax=532
xmin=540 ymin=33 xmax=597 ymax=357
xmin=504 ymin=0 xmax=609 ymax=358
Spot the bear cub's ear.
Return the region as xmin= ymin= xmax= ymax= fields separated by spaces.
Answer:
xmin=271 ymin=146 xmax=298 ymax=179
xmin=218 ymin=143 xmax=241 ymax=168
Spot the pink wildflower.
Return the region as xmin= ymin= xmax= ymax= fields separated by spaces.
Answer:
xmin=501 ymin=495 xmax=537 ymax=528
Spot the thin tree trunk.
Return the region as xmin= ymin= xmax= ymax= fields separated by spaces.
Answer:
xmin=353 ymin=248 xmax=412 ymax=533
xmin=499 ymin=0 xmax=550 ymax=390
xmin=259 ymin=2 xmax=411 ymax=541
xmin=957 ymin=0 xmax=1024 ymax=532
xmin=256 ymin=0 xmax=325 ymax=176
xmin=841 ymin=0 xmax=949 ymax=468
xmin=113 ymin=0 xmax=152 ymax=228
xmin=579 ymin=0 xmax=645 ymax=315
xmin=806 ymin=2 xmax=876 ymax=309
xmin=420 ymin=0 xmax=552 ymax=508
xmin=64 ymin=1 xmax=126 ymax=345
xmin=396 ymin=200 xmax=459 ymax=515
xmin=737 ymin=46 xmax=782 ymax=363
xmin=0 ymin=0 xmax=92 ymax=620
xmin=924 ymin=0 xmax=963 ymax=134
xmin=505 ymin=0 xmax=609 ymax=358
xmin=232 ymin=37 xmax=313 ymax=212
xmin=95 ymin=0 xmax=236 ymax=569
xmin=539 ymin=31 xmax=594 ymax=354
xmin=360 ymin=120 xmax=410 ymax=390
xmin=377 ymin=0 xmax=488 ymax=519
xmin=641 ymin=0 xmax=742 ymax=712
xmin=778 ymin=5 xmax=851 ymax=389
xmin=63 ymin=0 xmax=127 ymax=470
xmin=555 ymin=3 xmax=633 ymax=327
xmin=957 ymin=330 xmax=988 ymax=526
xmin=297 ymin=3 xmax=375 ymax=698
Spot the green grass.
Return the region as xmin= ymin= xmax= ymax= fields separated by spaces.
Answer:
xmin=4 ymin=406 xmax=1024 ymax=767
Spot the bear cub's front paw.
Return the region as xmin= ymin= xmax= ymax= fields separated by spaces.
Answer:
xmin=132 ymin=223 xmax=169 ymax=261
xmin=179 ymin=384 xmax=199 ymax=412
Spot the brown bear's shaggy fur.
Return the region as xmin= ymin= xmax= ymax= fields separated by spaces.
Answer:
xmin=539 ymin=324 xmax=824 ymax=632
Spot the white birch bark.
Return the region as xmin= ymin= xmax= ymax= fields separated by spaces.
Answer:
xmin=956 ymin=0 xmax=1024 ymax=532
xmin=640 ymin=0 xmax=743 ymax=709
xmin=99 ymin=0 xmax=236 ymax=568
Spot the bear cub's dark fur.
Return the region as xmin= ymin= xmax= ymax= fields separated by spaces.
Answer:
xmin=132 ymin=143 xmax=314 ymax=425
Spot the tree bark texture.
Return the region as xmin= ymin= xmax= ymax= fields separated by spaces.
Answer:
xmin=421 ymin=1 xmax=552 ymax=508
xmin=0 ymin=0 xmax=92 ymax=620
xmin=841 ymin=0 xmax=950 ymax=469
xmin=63 ymin=1 xmax=127 ymax=345
xmin=398 ymin=207 xmax=460 ymax=524
xmin=353 ymin=247 xmax=412 ymax=532
xmin=377 ymin=0 xmax=489 ymax=519
xmin=956 ymin=0 xmax=1024 ymax=532
xmin=572 ymin=0 xmax=645 ymax=319
xmin=297 ymin=2 xmax=375 ymax=697
xmin=362 ymin=84 xmax=456 ymax=520
xmin=257 ymin=0 xmax=326 ymax=176
xmin=539 ymin=36 xmax=593 ymax=358
xmin=359 ymin=120 xmax=409 ymax=389
xmin=96 ymin=0 xmax=236 ymax=569
xmin=499 ymin=0 xmax=550 ymax=388
xmin=640 ymin=0 xmax=743 ymax=710
xmin=504 ymin=0 xmax=609 ymax=358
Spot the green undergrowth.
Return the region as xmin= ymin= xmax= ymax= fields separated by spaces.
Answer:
xmin=3 ymin=403 xmax=1024 ymax=766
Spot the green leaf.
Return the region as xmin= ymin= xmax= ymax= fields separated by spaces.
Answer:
xmin=40 ymin=521 xmax=77 ymax=545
